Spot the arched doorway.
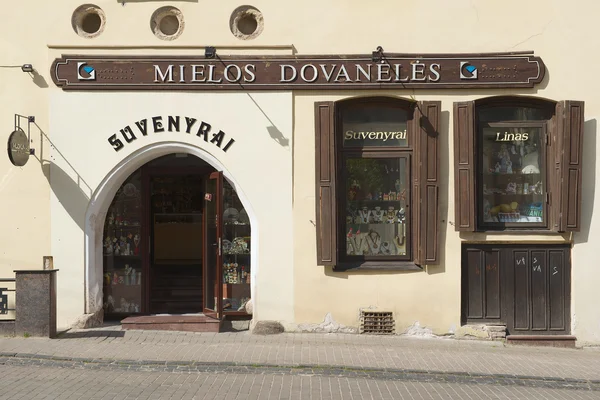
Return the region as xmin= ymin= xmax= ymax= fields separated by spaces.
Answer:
xmin=86 ymin=146 xmax=255 ymax=325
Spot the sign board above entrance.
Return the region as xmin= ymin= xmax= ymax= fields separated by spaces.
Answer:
xmin=51 ymin=52 xmax=545 ymax=90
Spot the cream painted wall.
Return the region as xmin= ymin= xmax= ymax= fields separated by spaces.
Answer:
xmin=2 ymin=0 xmax=600 ymax=342
xmin=0 ymin=1 xmax=52 ymax=278
xmin=49 ymin=91 xmax=293 ymax=329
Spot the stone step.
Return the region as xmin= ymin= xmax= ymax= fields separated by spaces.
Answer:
xmin=506 ymin=335 xmax=577 ymax=348
xmin=121 ymin=315 xmax=222 ymax=333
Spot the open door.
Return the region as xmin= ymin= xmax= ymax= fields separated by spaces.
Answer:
xmin=203 ymin=171 xmax=224 ymax=319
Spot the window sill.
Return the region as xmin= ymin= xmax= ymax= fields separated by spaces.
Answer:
xmin=333 ymin=261 xmax=422 ymax=272
xmin=474 ymin=229 xmax=555 ymax=234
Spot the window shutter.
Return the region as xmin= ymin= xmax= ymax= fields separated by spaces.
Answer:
xmin=453 ymin=101 xmax=476 ymax=231
xmin=415 ymin=101 xmax=441 ymax=265
xmin=315 ymin=101 xmax=337 ymax=266
xmin=556 ymin=101 xmax=584 ymax=232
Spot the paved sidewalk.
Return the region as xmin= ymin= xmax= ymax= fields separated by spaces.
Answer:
xmin=0 ymin=324 xmax=599 ymax=382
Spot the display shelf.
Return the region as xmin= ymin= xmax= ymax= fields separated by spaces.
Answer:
xmin=483 ymin=172 xmax=541 ymax=176
xmin=483 ymin=193 xmax=544 ymax=197
xmin=104 ymin=255 xmax=142 ymax=259
xmin=105 ymin=224 xmax=141 ymax=228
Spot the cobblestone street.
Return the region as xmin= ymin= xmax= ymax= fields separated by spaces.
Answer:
xmin=0 ymin=325 xmax=599 ymax=399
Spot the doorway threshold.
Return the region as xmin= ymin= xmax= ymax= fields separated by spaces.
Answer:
xmin=121 ymin=314 xmax=222 ymax=333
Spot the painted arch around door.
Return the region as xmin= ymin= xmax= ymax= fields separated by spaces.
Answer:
xmin=84 ymin=142 xmax=258 ymax=323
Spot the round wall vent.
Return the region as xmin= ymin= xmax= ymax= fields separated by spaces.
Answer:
xmin=72 ymin=4 xmax=106 ymax=38
xmin=151 ymin=6 xmax=185 ymax=41
xmin=230 ymin=6 xmax=264 ymax=40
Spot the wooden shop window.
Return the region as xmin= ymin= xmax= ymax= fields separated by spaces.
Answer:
xmin=315 ymin=98 xmax=441 ymax=269
xmin=453 ymin=97 xmax=584 ymax=232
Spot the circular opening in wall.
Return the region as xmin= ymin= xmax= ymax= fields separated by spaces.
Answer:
xmin=151 ymin=6 xmax=184 ymax=40
xmin=82 ymin=12 xmax=102 ymax=34
xmin=238 ymin=14 xmax=258 ymax=35
xmin=230 ymin=6 xmax=264 ymax=40
xmin=159 ymin=15 xmax=180 ymax=36
xmin=72 ymin=4 xmax=106 ymax=38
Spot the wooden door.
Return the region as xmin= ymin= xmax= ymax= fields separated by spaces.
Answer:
xmin=505 ymin=245 xmax=571 ymax=334
xmin=203 ymin=171 xmax=224 ymax=319
xmin=462 ymin=244 xmax=571 ymax=335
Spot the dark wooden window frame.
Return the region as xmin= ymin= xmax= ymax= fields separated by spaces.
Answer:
xmin=337 ymin=98 xmax=418 ymax=270
xmin=453 ymin=96 xmax=584 ymax=233
xmin=315 ymin=96 xmax=441 ymax=271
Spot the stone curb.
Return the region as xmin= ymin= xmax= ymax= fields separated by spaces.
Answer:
xmin=0 ymin=352 xmax=599 ymax=391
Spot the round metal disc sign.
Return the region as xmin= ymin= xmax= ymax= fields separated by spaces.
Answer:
xmin=7 ymin=130 xmax=30 ymax=166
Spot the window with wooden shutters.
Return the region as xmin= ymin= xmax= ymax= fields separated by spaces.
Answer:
xmin=452 ymin=96 xmax=584 ymax=232
xmin=315 ymin=97 xmax=440 ymax=269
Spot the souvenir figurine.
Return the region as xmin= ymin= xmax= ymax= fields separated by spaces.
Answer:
xmin=516 ymin=183 xmax=523 ymax=195
xmin=119 ymin=234 xmax=128 ymax=255
xmin=133 ymin=234 xmax=140 ymax=255
xmin=397 ymin=207 xmax=406 ymax=223
xmin=395 ymin=179 xmax=402 ymax=192
xmin=483 ymin=199 xmax=491 ymax=221
xmin=348 ymin=180 xmax=360 ymax=200
xmin=386 ymin=207 xmax=396 ymax=223
xmin=506 ymin=182 xmax=517 ymax=194
xmin=120 ymin=298 xmax=129 ymax=312
xmin=388 ymin=192 xmax=396 ymax=201
xmin=506 ymin=160 xmax=513 ymax=174
xmin=383 ymin=193 xmax=389 ymax=201
xmin=104 ymin=236 xmax=113 ymax=255
xmin=107 ymin=295 xmax=115 ymax=312
xmin=366 ymin=192 xmax=373 ymax=200
xmin=112 ymin=272 xmax=118 ymax=285
xmin=494 ymin=162 xmax=501 ymax=173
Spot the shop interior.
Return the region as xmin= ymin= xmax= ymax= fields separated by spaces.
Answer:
xmin=101 ymin=154 xmax=251 ymax=320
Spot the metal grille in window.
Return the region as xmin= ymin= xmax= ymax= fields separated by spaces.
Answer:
xmin=359 ymin=310 xmax=395 ymax=335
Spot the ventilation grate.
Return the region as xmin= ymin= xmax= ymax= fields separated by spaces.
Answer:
xmin=359 ymin=310 xmax=395 ymax=335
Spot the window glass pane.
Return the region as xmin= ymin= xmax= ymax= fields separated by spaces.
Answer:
xmin=345 ymin=157 xmax=409 ymax=258
xmin=481 ymin=126 xmax=545 ymax=225
xmin=103 ymin=170 xmax=143 ymax=315
xmin=222 ymin=180 xmax=252 ymax=314
xmin=478 ymin=106 xmax=551 ymax=123
xmin=342 ymin=105 xmax=408 ymax=147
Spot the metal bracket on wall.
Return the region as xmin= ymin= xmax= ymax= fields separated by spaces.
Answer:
xmin=13 ymin=114 xmax=36 ymax=156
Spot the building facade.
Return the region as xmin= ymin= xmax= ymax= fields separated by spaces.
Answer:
xmin=1 ymin=1 xmax=599 ymax=344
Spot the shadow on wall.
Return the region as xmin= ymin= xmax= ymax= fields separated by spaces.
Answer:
xmin=427 ymin=110 xmax=450 ymax=275
xmin=574 ymin=119 xmax=597 ymax=245
xmin=42 ymin=162 xmax=90 ymax=232
xmin=246 ymin=93 xmax=290 ymax=148
xmin=31 ymin=123 xmax=92 ymax=232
